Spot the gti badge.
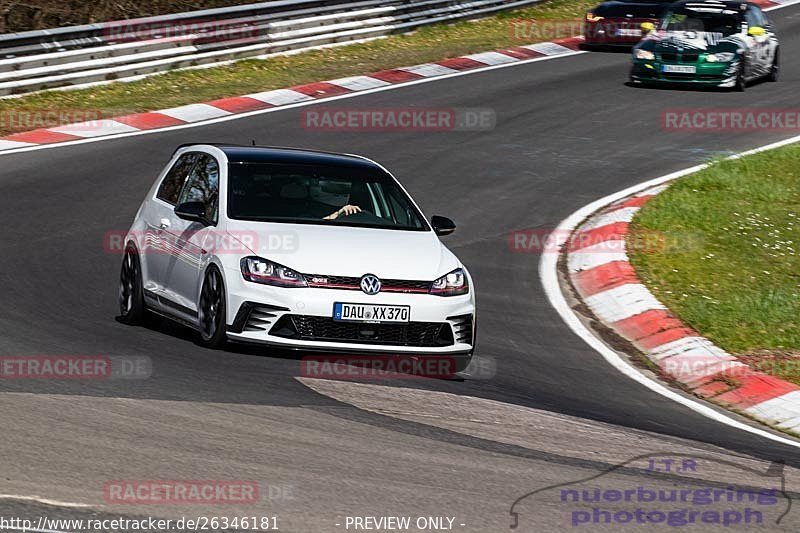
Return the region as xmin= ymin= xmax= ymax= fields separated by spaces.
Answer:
xmin=360 ymin=274 xmax=382 ymax=295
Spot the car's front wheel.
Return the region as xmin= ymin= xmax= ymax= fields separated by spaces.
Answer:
xmin=734 ymin=61 xmax=747 ymax=92
xmin=119 ymin=245 xmax=146 ymax=324
xmin=197 ymin=266 xmax=227 ymax=349
xmin=768 ymin=49 xmax=779 ymax=82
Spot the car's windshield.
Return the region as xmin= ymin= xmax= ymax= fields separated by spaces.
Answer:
xmin=227 ymin=162 xmax=428 ymax=231
xmin=661 ymin=7 xmax=741 ymax=36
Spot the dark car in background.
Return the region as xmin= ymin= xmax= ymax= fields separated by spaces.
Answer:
xmin=584 ymin=0 xmax=674 ymax=46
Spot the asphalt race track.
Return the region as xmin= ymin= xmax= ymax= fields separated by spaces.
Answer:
xmin=2 ymin=5 xmax=800 ymax=531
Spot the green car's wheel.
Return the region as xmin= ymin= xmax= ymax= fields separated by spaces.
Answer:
xmin=734 ymin=62 xmax=746 ymax=92
xmin=768 ymin=49 xmax=779 ymax=82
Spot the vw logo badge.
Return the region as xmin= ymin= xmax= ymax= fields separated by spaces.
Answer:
xmin=360 ymin=274 xmax=382 ymax=295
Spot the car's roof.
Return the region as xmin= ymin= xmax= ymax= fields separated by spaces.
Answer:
xmin=179 ymin=144 xmax=382 ymax=170
xmin=671 ymin=0 xmax=748 ymax=9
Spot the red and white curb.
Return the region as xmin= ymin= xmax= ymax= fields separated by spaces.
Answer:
xmin=564 ymin=162 xmax=800 ymax=437
xmin=0 ymin=37 xmax=584 ymax=152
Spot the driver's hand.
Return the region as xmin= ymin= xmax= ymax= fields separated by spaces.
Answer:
xmin=326 ymin=204 xmax=362 ymax=220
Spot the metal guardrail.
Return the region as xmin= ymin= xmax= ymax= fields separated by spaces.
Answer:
xmin=0 ymin=0 xmax=542 ymax=97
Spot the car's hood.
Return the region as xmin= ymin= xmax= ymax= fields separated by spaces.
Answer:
xmin=644 ymin=30 xmax=744 ymax=52
xmin=224 ymin=220 xmax=459 ymax=279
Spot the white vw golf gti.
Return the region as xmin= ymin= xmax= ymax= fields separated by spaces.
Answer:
xmin=119 ymin=145 xmax=476 ymax=371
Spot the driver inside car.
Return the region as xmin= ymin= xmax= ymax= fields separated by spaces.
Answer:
xmin=324 ymin=204 xmax=362 ymax=220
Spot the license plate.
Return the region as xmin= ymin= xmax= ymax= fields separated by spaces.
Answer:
xmin=662 ymin=64 xmax=696 ymax=73
xmin=333 ymin=303 xmax=410 ymax=323
xmin=616 ymin=28 xmax=641 ymax=37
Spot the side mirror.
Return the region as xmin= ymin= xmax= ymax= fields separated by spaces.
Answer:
xmin=641 ymin=22 xmax=655 ymax=33
xmin=748 ymin=26 xmax=766 ymax=37
xmin=431 ymin=215 xmax=456 ymax=236
xmin=175 ymin=201 xmax=209 ymax=225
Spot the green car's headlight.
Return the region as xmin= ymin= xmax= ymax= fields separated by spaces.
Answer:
xmin=706 ymin=52 xmax=736 ymax=62
xmin=634 ymin=49 xmax=655 ymax=60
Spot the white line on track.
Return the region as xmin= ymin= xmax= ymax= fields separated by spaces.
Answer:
xmin=540 ymin=133 xmax=800 ymax=450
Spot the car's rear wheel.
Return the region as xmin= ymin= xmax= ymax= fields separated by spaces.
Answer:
xmin=198 ymin=266 xmax=227 ymax=349
xmin=768 ymin=49 xmax=779 ymax=82
xmin=119 ymin=245 xmax=146 ymax=324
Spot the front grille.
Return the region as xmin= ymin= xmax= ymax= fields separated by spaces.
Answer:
xmin=659 ymin=53 xmax=698 ymax=63
xmin=270 ymin=315 xmax=454 ymax=347
xmin=304 ymin=274 xmax=431 ymax=294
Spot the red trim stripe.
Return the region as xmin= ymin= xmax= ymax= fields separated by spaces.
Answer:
xmin=114 ymin=112 xmax=186 ymax=130
xmin=612 ymin=309 xmax=686 ymax=343
xmin=436 ymin=57 xmax=485 ymax=71
xmin=4 ymin=129 xmax=82 ymax=144
xmin=292 ymin=82 xmax=353 ymax=98
xmin=608 ymin=195 xmax=654 ymax=211
xmin=204 ymin=96 xmax=272 ymax=114
xmin=500 ymin=47 xmax=544 ymax=60
xmin=569 ymin=221 xmax=629 ymax=252
xmin=711 ymin=371 xmax=800 ymax=409
xmin=572 ymin=261 xmax=638 ymax=298
xmin=369 ymin=69 xmax=424 ymax=84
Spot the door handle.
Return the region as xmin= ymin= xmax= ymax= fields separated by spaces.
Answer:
xmin=159 ymin=218 xmax=171 ymax=230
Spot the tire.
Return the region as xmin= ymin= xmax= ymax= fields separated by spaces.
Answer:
xmin=119 ymin=245 xmax=146 ymax=324
xmin=734 ymin=62 xmax=746 ymax=92
xmin=197 ymin=266 xmax=227 ymax=349
xmin=768 ymin=49 xmax=779 ymax=82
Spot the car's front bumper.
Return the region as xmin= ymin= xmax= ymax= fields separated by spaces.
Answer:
xmin=223 ymin=265 xmax=476 ymax=355
xmin=630 ymin=59 xmax=739 ymax=87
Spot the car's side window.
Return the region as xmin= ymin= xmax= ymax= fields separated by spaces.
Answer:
xmin=178 ymin=154 xmax=220 ymax=225
xmin=157 ymin=153 xmax=199 ymax=205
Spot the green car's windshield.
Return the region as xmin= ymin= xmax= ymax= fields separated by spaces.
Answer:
xmin=661 ymin=8 xmax=742 ymax=36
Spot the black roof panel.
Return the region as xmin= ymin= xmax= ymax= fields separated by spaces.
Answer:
xmin=182 ymin=144 xmax=382 ymax=170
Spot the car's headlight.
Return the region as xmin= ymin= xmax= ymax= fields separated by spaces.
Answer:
xmin=430 ymin=268 xmax=469 ymax=296
xmin=241 ymin=256 xmax=307 ymax=287
xmin=706 ymin=52 xmax=735 ymax=63
xmin=634 ymin=49 xmax=655 ymax=60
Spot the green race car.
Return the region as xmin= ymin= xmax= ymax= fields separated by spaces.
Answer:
xmin=630 ymin=0 xmax=779 ymax=90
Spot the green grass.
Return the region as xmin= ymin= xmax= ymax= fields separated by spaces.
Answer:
xmin=0 ymin=0 xmax=595 ymax=136
xmin=629 ymin=146 xmax=800 ymax=382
